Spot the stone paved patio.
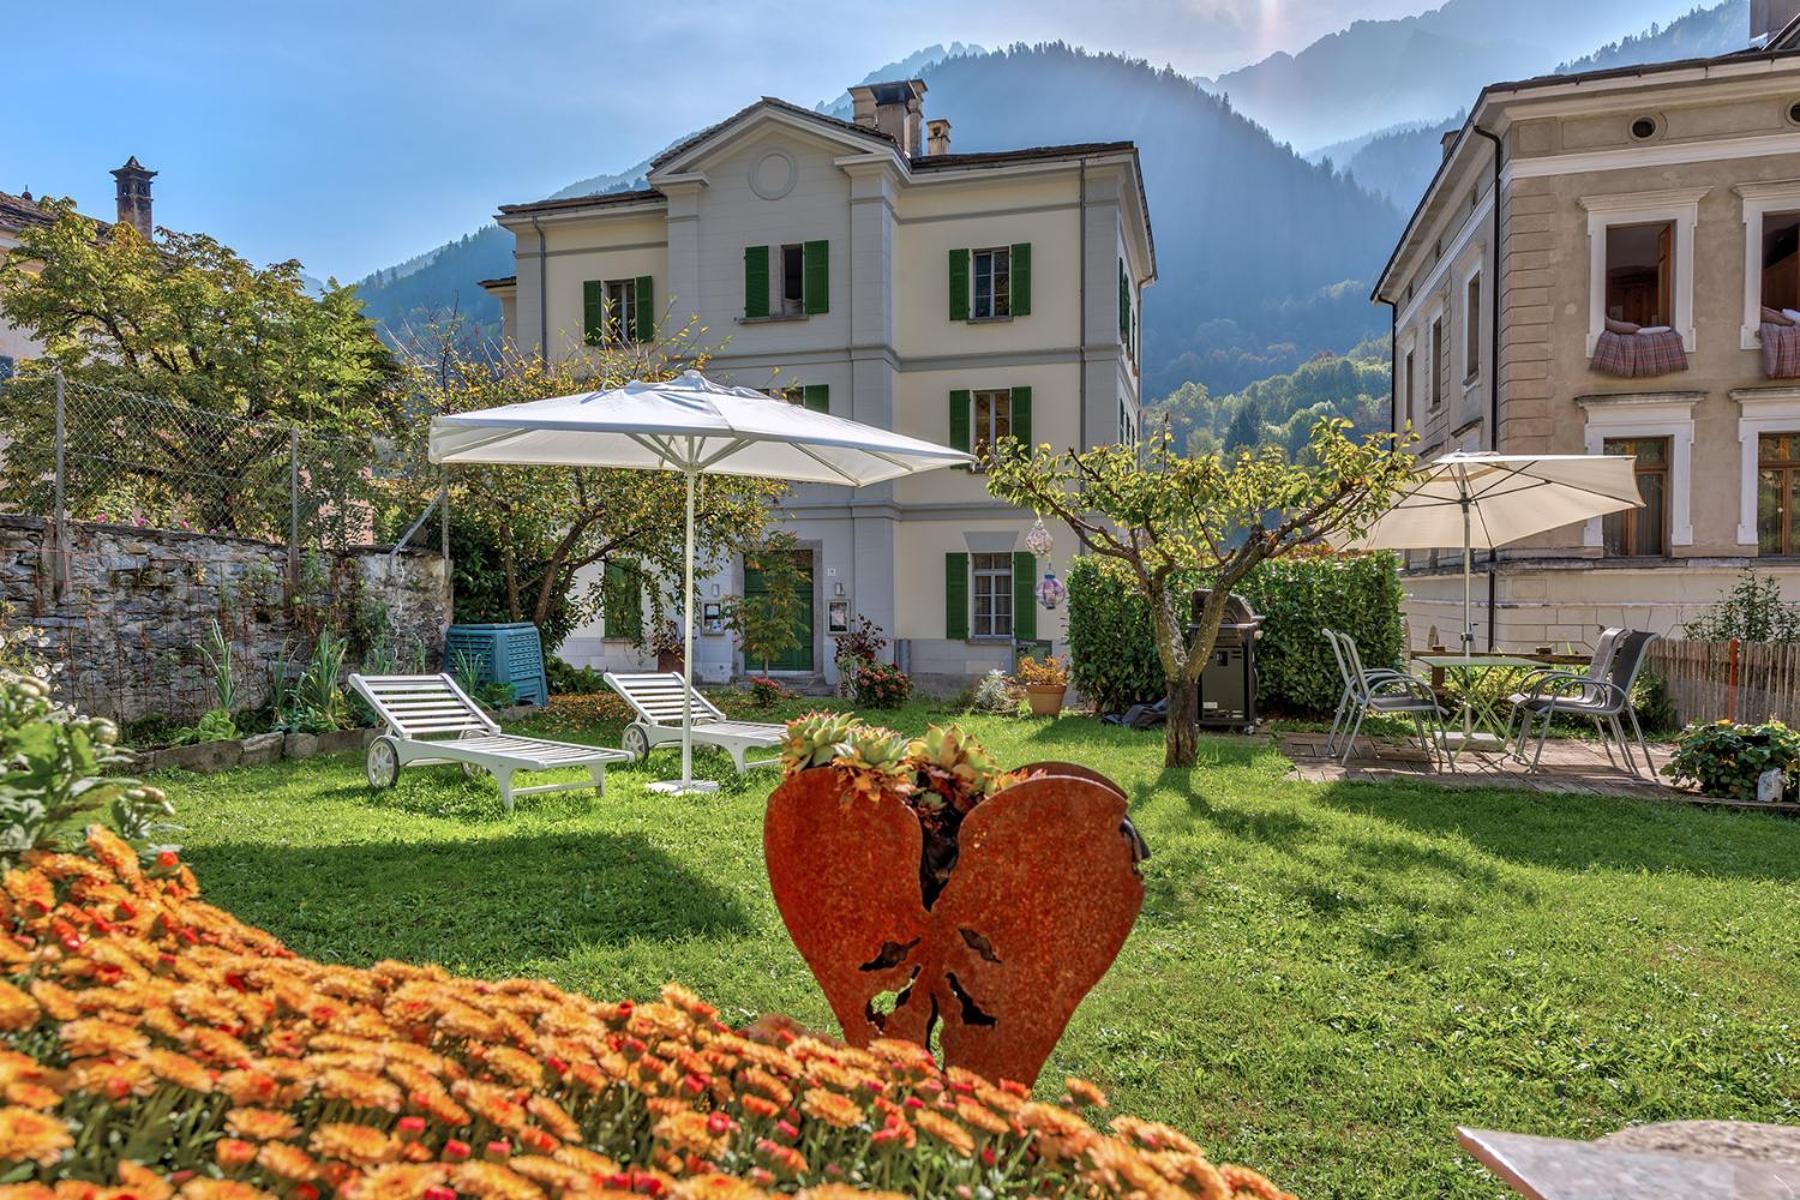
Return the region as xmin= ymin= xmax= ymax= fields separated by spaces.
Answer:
xmin=1281 ymin=730 xmax=1691 ymax=800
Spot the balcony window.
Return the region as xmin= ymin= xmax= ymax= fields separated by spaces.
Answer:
xmin=1604 ymin=221 xmax=1674 ymax=328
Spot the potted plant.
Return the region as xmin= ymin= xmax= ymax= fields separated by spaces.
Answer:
xmin=1016 ymin=653 xmax=1069 ymax=716
xmin=650 ymin=619 xmax=685 ymax=674
xmin=763 ymin=714 xmax=1146 ymax=1085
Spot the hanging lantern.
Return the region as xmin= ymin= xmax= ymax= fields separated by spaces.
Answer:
xmin=1025 ymin=517 xmax=1055 ymax=558
xmin=1036 ymin=569 xmax=1066 ymax=611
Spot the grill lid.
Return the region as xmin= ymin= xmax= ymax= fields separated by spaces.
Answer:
xmin=1190 ymin=588 xmax=1260 ymax=627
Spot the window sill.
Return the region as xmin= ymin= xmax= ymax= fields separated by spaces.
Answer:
xmin=966 ymin=636 xmax=1014 ymax=645
xmin=965 ymin=315 xmax=1015 ymax=325
xmin=738 ymin=313 xmax=811 ymax=325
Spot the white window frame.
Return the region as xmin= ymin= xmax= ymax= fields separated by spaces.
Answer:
xmin=970 ymin=552 xmax=1014 ymax=639
xmin=1736 ymin=180 xmax=1800 ymax=349
xmin=1427 ymin=304 xmax=1447 ymax=412
xmin=1580 ymin=187 xmax=1707 ymax=356
xmin=603 ymin=278 xmax=638 ymax=345
xmin=1576 ymin=391 xmax=1700 ymax=549
xmin=1730 ymin=387 xmax=1800 ymax=545
xmin=972 ymin=247 xmax=1011 ymax=320
xmin=779 ymin=243 xmax=805 ymax=316
xmin=1399 ymin=335 xmax=1418 ymax=433
xmin=1460 ymin=264 xmax=1483 ymax=386
xmin=972 ymin=388 xmax=1012 ymax=457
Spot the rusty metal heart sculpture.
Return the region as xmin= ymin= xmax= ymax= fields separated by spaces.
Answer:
xmin=764 ymin=762 xmax=1143 ymax=1084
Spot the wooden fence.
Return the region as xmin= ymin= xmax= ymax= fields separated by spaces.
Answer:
xmin=1649 ymin=639 xmax=1800 ymax=727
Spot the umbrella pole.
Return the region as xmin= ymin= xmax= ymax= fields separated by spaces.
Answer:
xmin=681 ymin=463 xmax=696 ymax=787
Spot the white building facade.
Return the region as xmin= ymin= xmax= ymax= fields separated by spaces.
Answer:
xmin=485 ymin=84 xmax=1153 ymax=689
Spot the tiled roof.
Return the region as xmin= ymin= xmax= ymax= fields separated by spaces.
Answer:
xmin=650 ymin=96 xmax=894 ymax=169
xmin=909 ymin=141 xmax=1136 ymax=170
xmin=497 ymin=187 xmax=665 ymax=217
xmin=478 ymin=275 xmax=517 ymax=290
xmin=0 ymin=190 xmax=55 ymax=233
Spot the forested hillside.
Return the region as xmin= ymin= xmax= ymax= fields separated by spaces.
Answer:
xmin=1144 ymin=338 xmax=1392 ymax=458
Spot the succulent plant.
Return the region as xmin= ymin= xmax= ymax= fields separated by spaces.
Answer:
xmin=908 ymin=723 xmax=1004 ymax=814
xmin=779 ymin=711 xmax=860 ymax=774
xmin=832 ymin=723 xmax=915 ymax=801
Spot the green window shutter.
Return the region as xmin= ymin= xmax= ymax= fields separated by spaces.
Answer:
xmin=1010 ymin=386 xmax=1032 ymax=449
xmin=1010 ymin=243 xmax=1031 ymax=316
xmin=945 ymin=552 xmax=969 ymax=641
xmin=803 ymin=240 xmax=829 ymax=314
xmin=948 ymin=248 xmax=969 ymax=321
xmin=802 ymin=384 xmax=829 ymax=413
xmin=1012 ymin=551 xmax=1037 ymax=642
xmin=949 ymin=389 xmax=971 ymax=454
xmin=583 ymin=280 xmax=605 ymax=346
xmin=1118 ymin=261 xmax=1129 ymax=339
xmin=744 ymin=246 xmax=770 ymax=318
xmin=634 ymin=275 xmax=654 ymax=342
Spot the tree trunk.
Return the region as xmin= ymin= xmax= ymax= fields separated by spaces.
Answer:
xmin=501 ymin=537 xmax=521 ymax=622
xmin=1164 ymin=676 xmax=1199 ymax=767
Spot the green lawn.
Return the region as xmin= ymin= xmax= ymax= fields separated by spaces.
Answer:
xmin=153 ymin=699 xmax=1799 ymax=1198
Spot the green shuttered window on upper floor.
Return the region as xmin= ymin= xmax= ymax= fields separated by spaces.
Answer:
xmin=744 ymin=241 xmax=829 ymax=317
xmin=949 ymin=243 xmax=1030 ymax=320
xmin=744 ymin=246 xmax=770 ymax=319
xmin=583 ymin=277 xmax=654 ymax=346
xmin=948 ymin=386 xmax=1032 ymax=459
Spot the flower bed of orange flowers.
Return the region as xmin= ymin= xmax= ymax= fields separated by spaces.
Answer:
xmin=0 ymin=828 xmax=1293 ymax=1200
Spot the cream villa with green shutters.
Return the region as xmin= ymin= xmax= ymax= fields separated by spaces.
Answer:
xmin=483 ymin=81 xmax=1153 ymax=688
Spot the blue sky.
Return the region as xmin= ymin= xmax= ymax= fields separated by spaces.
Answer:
xmin=0 ymin=0 xmax=1610 ymax=279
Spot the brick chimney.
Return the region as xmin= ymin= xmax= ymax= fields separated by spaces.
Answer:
xmin=848 ymin=80 xmax=927 ymax=157
xmin=110 ymin=156 xmax=156 ymax=238
xmin=1752 ymin=0 xmax=1800 ymax=45
xmin=927 ymin=118 xmax=952 ymax=157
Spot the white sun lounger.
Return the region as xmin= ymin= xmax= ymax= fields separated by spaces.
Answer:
xmin=603 ymin=671 xmax=783 ymax=772
xmin=349 ymin=673 xmax=630 ymax=811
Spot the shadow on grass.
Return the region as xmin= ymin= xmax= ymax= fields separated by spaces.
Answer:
xmin=1315 ymin=778 xmax=1800 ymax=882
xmin=184 ymin=830 xmax=754 ymax=973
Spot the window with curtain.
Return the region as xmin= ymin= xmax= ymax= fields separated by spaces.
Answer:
xmin=973 ymin=248 xmax=1011 ymax=319
xmin=1605 ymin=221 xmax=1674 ymax=327
xmin=1601 ymin=436 xmax=1669 ymax=556
xmin=971 ymin=552 xmax=1013 ymax=638
xmin=1762 ymin=211 xmax=1800 ymax=310
xmin=1759 ymin=432 xmax=1800 ymax=555
xmin=973 ymin=390 xmax=1012 ymax=457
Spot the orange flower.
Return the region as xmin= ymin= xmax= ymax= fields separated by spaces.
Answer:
xmin=448 ymin=1162 xmax=544 ymax=1200
xmin=0 ymin=1185 xmax=55 ymax=1200
xmin=256 ymin=1142 xmax=318 ymax=1183
xmin=0 ymin=981 xmax=39 ymax=1033
xmin=117 ymin=1161 xmax=174 ymax=1200
xmin=0 ymin=1105 xmax=72 ymax=1166
xmin=339 ymin=1164 xmax=448 ymax=1200
xmin=4 ymin=1082 xmax=61 ymax=1111
xmin=795 ymin=1188 xmax=910 ymax=1200
xmin=175 ymin=1180 xmax=272 ymax=1200
xmin=954 ymin=1098 xmax=1009 ymax=1138
xmin=524 ymin=1095 xmax=579 ymax=1143
xmin=800 ymin=1087 xmax=863 ymax=1130
xmin=215 ymin=1138 xmax=259 ymax=1170
xmin=145 ymin=1048 xmax=214 ymax=1092
xmin=225 ymin=1107 xmax=300 ymax=1142
xmin=912 ymin=1109 xmax=975 ymax=1158
xmin=319 ymin=1068 xmax=402 ymax=1113
xmin=310 ymin=1123 xmax=399 ymax=1167
xmin=452 ymin=1080 xmax=525 ymax=1132
xmin=1218 ymin=1164 xmax=1296 ymax=1200
xmin=738 ymin=1068 xmax=793 ymax=1109
xmin=654 ymin=1109 xmax=729 ymax=1159
xmin=1065 ymin=1077 xmax=1109 ymax=1109
xmin=216 ymin=1069 xmax=280 ymax=1107
xmin=28 ymin=981 xmax=81 ymax=1022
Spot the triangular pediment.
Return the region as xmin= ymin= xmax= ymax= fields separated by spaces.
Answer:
xmin=649 ymin=98 xmax=893 ymax=180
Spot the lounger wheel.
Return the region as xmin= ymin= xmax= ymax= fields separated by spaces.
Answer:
xmin=621 ymin=723 xmax=650 ymax=762
xmin=366 ymin=737 xmax=400 ymax=790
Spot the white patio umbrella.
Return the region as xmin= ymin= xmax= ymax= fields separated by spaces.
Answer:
xmin=428 ymin=369 xmax=974 ymax=793
xmin=1338 ymin=452 xmax=1644 ymax=656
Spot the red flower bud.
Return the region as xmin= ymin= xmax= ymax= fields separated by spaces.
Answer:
xmin=443 ymin=1139 xmax=471 ymax=1162
xmin=156 ymin=850 xmax=179 ymax=868
xmin=484 ymin=1139 xmax=510 ymax=1161
xmin=776 ymin=1120 xmax=799 ymax=1142
xmin=981 ymin=1146 xmax=997 ymax=1166
xmin=396 ymin=1116 xmax=426 ymax=1139
xmin=545 ymin=1055 xmax=569 ymax=1075
xmin=705 ymin=1112 xmax=735 ymax=1136
xmin=424 ymin=1190 xmax=455 ymax=1200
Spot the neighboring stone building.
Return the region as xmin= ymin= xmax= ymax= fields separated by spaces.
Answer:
xmin=0 ymin=157 xmax=157 ymax=380
xmin=1375 ymin=3 xmax=1800 ymax=651
xmin=484 ymin=83 xmax=1154 ymax=689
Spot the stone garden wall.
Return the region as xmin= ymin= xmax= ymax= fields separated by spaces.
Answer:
xmin=0 ymin=515 xmax=449 ymax=723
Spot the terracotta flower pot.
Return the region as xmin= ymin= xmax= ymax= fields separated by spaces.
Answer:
xmin=1025 ymin=683 xmax=1067 ymax=716
xmin=763 ymin=761 xmax=1144 ymax=1085
xmin=656 ymin=651 xmax=685 ymax=674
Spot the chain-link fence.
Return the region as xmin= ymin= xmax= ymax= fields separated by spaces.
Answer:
xmin=0 ymin=371 xmax=451 ymax=726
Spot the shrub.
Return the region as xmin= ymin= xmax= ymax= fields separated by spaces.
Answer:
xmin=749 ymin=674 xmax=792 ymax=708
xmin=1067 ymin=552 xmax=1404 ymax=716
xmin=1684 ymin=568 xmax=1800 ymax=642
xmin=1664 ymin=719 xmax=1800 ymax=801
xmin=971 ymin=668 xmax=1020 ymax=714
xmin=853 ymin=660 xmax=913 ymax=708
xmin=0 ymin=670 xmax=173 ymax=868
xmin=545 ymin=655 xmax=607 ymax=695
xmin=0 ymin=826 xmax=1288 ymax=1200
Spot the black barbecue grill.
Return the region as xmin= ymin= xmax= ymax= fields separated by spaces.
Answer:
xmin=1188 ymin=589 xmax=1263 ymax=732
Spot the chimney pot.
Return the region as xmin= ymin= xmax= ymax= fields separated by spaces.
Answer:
xmin=846 ymin=79 xmax=927 ymax=157
xmin=1440 ymin=130 xmax=1459 ymax=161
xmin=928 ymin=118 xmax=952 ymax=157
xmin=109 ymin=156 xmax=156 ymax=238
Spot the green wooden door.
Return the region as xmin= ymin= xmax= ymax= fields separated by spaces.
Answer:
xmin=743 ymin=550 xmax=815 ymax=672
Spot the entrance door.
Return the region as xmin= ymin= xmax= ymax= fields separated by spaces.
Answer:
xmin=743 ymin=549 xmax=815 ymax=673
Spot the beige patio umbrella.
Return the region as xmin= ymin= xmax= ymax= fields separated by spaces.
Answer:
xmin=429 ymin=369 xmax=974 ymax=794
xmin=1337 ymin=451 xmax=1644 ymax=656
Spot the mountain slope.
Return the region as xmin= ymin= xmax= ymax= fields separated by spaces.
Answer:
xmin=1210 ymin=0 xmax=1709 ymax=149
xmin=1557 ymin=0 xmax=1747 ymax=73
xmin=356 ymin=43 xmax=1404 ymax=398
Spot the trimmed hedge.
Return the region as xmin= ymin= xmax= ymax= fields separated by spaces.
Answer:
xmin=1066 ymin=552 xmax=1405 ymax=717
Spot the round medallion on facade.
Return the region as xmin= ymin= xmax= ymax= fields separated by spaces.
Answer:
xmin=749 ymin=149 xmax=797 ymax=200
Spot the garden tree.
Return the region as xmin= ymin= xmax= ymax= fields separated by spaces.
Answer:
xmin=0 ymin=198 xmax=403 ymax=534
xmin=986 ymin=420 xmax=1415 ymax=766
xmin=412 ymin=331 xmax=788 ymax=646
xmin=724 ymin=531 xmax=809 ymax=674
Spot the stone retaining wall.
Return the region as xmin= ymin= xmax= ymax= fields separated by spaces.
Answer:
xmin=0 ymin=515 xmax=449 ymax=723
